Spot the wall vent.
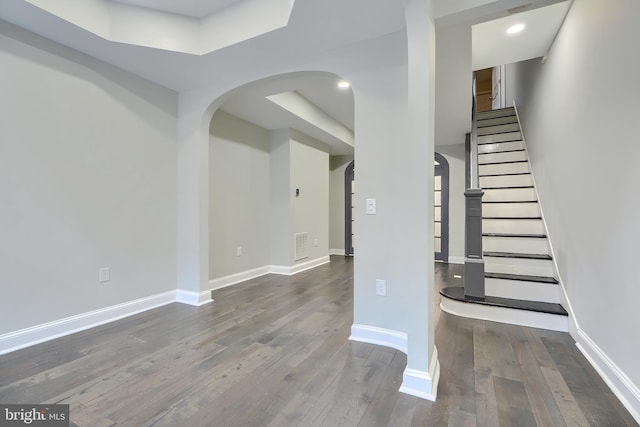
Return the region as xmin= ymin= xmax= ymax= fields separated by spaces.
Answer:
xmin=294 ymin=232 xmax=309 ymax=261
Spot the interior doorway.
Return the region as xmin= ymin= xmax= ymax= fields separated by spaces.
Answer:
xmin=344 ymin=161 xmax=355 ymax=256
xmin=435 ymin=153 xmax=449 ymax=262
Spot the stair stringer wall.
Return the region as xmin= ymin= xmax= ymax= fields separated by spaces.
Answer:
xmin=512 ymin=103 xmax=575 ymax=332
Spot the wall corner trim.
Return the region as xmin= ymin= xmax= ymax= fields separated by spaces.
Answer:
xmin=349 ymin=324 xmax=408 ymax=354
xmin=399 ymin=347 xmax=440 ymax=401
xmin=0 ymin=290 xmax=176 ymax=356
xmin=574 ymin=328 xmax=640 ymax=424
xmin=175 ymin=289 xmax=213 ymax=306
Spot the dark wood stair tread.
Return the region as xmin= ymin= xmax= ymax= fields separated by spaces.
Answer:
xmin=483 ymin=200 xmax=537 ymax=204
xmin=481 ymin=185 xmax=534 ymax=189
xmin=483 ymin=216 xmax=542 ymax=220
xmin=483 ymin=233 xmax=547 ymax=238
xmin=485 ymin=272 xmax=559 ymax=284
xmin=484 ymin=251 xmax=552 ymax=260
xmin=440 ymin=287 xmax=567 ymax=316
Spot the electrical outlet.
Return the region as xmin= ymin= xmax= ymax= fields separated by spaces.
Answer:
xmin=375 ymin=279 xmax=386 ymax=296
xmin=98 ymin=267 xmax=110 ymax=283
xmin=314 ymin=238 xmax=318 ymax=247
xmin=236 ymin=246 xmax=242 ymax=257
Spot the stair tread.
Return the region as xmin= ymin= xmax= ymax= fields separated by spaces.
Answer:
xmin=483 ymin=233 xmax=547 ymax=238
xmin=485 ymin=272 xmax=559 ymax=284
xmin=483 ymin=216 xmax=542 ymax=219
xmin=483 ymin=200 xmax=538 ymax=204
xmin=480 ymin=172 xmax=532 ymax=177
xmin=478 ymin=138 xmax=523 ymax=145
xmin=478 ymin=151 xmax=525 ymax=156
xmin=440 ymin=286 xmax=567 ymax=316
xmin=481 ymin=185 xmax=534 ymax=189
xmin=479 ymin=160 xmax=528 ymax=165
xmin=484 ymin=251 xmax=552 ymax=260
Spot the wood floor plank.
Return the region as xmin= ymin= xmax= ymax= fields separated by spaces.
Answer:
xmin=0 ymin=256 xmax=636 ymax=427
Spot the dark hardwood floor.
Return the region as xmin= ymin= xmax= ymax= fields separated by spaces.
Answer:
xmin=0 ymin=256 xmax=636 ymax=426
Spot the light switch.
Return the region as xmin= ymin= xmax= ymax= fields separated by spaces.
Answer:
xmin=376 ymin=279 xmax=386 ymax=296
xmin=366 ymin=198 xmax=377 ymax=215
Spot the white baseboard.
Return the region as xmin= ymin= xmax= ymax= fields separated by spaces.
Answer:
xmin=330 ymin=248 xmax=346 ymax=256
xmin=175 ymin=289 xmax=213 ymax=306
xmin=0 ymin=291 xmax=176 ymax=355
xmin=574 ymin=329 xmax=640 ymax=424
xmin=350 ymin=324 xmax=439 ymax=401
xmin=349 ymin=324 xmax=408 ymax=353
xmin=447 ymin=256 xmax=465 ymax=265
xmin=400 ymin=347 xmax=440 ymax=401
xmin=208 ymin=266 xmax=271 ymax=291
xmin=270 ymin=256 xmax=331 ymax=276
xmin=440 ymin=298 xmax=569 ymax=332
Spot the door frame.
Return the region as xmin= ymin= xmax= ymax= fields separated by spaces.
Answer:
xmin=435 ymin=152 xmax=449 ymax=262
xmin=344 ymin=160 xmax=355 ymax=256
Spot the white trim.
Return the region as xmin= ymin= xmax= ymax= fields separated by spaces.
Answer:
xmin=447 ymin=256 xmax=465 ymax=265
xmin=349 ymin=324 xmax=408 ymax=353
xmin=208 ymin=265 xmax=270 ymax=290
xmin=400 ymin=347 xmax=440 ymax=401
xmin=440 ymin=298 xmax=568 ymax=332
xmin=175 ymin=289 xmax=213 ymax=306
xmin=329 ymin=248 xmax=346 ymax=256
xmin=0 ymin=291 xmax=176 ymax=355
xmin=270 ymin=256 xmax=331 ymax=276
xmin=574 ymin=329 xmax=640 ymax=425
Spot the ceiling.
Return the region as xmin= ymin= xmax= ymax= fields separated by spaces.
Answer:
xmin=112 ymin=0 xmax=242 ymax=18
xmin=472 ymin=1 xmax=571 ymax=70
xmin=0 ymin=0 xmax=570 ymax=155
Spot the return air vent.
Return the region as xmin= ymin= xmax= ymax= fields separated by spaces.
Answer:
xmin=295 ymin=232 xmax=309 ymax=261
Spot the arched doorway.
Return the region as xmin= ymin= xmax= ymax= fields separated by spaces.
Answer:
xmin=435 ymin=152 xmax=449 ymax=262
xmin=344 ymin=160 xmax=354 ymax=256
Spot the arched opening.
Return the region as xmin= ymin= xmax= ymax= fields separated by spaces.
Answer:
xmin=344 ymin=160 xmax=355 ymax=255
xmin=205 ymin=71 xmax=355 ymax=287
xmin=434 ymin=152 xmax=450 ymax=262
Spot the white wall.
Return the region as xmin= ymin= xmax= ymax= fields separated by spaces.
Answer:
xmin=0 ymin=25 xmax=178 ymax=334
xmin=508 ymin=0 xmax=640 ymax=417
xmin=290 ymin=139 xmax=329 ymax=264
xmin=209 ymin=110 xmax=270 ymax=279
xmin=329 ymin=155 xmax=354 ymax=253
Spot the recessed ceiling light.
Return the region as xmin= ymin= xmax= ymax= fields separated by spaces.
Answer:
xmin=507 ymin=23 xmax=525 ymax=34
xmin=337 ymin=80 xmax=351 ymax=89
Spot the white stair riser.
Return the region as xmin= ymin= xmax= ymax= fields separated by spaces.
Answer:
xmin=476 ymin=108 xmax=515 ymax=120
xmin=477 ymin=123 xmax=520 ymax=135
xmin=479 ymin=162 xmax=529 ymax=176
xmin=478 ymin=141 xmax=524 ymax=154
xmin=483 ymin=188 xmax=537 ymax=202
xmin=479 ymin=151 xmax=527 ymax=164
xmin=483 ymin=236 xmax=550 ymax=254
xmin=483 ymin=218 xmax=545 ymax=234
xmin=478 ymin=116 xmax=518 ymax=127
xmin=480 ymin=174 xmax=533 ymax=188
xmin=478 ymin=132 xmax=521 ymax=144
xmin=483 ymin=202 xmax=540 ymax=217
xmin=485 ymin=278 xmax=560 ymax=304
xmin=485 ymin=257 xmax=555 ymax=277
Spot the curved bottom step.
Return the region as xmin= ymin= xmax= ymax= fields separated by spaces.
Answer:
xmin=440 ymin=287 xmax=568 ymax=332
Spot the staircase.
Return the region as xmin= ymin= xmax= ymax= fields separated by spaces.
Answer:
xmin=440 ymin=107 xmax=569 ymax=331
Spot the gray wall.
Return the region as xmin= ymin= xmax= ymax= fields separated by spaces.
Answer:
xmin=209 ymin=111 xmax=271 ymax=279
xmin=0 ymin=25 xmax=178 ymax=334
xmin=508 ymin=0 xmax=640 ymax=395
xmin=329 ymin=155 xmax=354 ymax=253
